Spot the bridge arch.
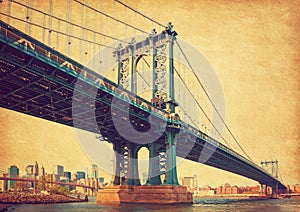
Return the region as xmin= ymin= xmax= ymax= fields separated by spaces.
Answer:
xmin=138 ymin=146 xmax=149 ymax=185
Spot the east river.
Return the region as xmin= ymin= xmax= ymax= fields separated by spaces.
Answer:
xmin=6 ymin=197 xmax=300 ymax=211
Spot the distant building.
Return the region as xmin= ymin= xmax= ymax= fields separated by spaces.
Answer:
xmin=0 ymin=173 xmax=8 ymax=192
xmin=232 ymin=185 xmax=240 ymax=194
xmin=182 ymin=177 xmax=194 ymax=190
xmin=25 ymin=165 xmax=34 ymax=177
xmin=195 ymin=185 xmax=214 ymax=197
xmin=55 ymin=165 xmax=64 ymax=176
xmin=224 ymin=183 xmax=232 ymax=194
xmin=76 ymin=171 xmax=86 ymax=180
xmin=71 ymin=173 xmax=78 ymax=181
xmin=46 ymin=174 xmax=60 ymax=183
xmin=294 ymin=184 xmax=300 ymax=193
xmin=91 ymin=164 xmax=98 ymax=179
xmin=25 ymin=164 xmax=35 ymax=188
xmin=8 ymin=165 xmax=19 ymax=190
xmin=34 ymin=161 xmax=39 ymax=177
xmin=193 ymin=175 xmax=198 ymax=188
xmin=249 ymin=185 xmax=260 ymax=193
xmin=64 ymin=171 xmax=71 ymax=180
xmin=40 ymin=165 xmax=45 ymax=177
xmin=99 ymin=177 xmax=105 ymax=183
xmin=216 ymin=186 xmax=223 ymax=195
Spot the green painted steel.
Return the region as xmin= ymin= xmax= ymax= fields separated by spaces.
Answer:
xmin=164 ymin=130 xmax=179 ymax=185
xmin=127 ymin=143 xmax=141 ymax=186
xmin=146 ymin=143 xmax=162 ymax=185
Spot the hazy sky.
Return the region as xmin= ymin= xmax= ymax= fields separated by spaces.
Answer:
xmin=0 ymin=0 xmax=299 ymax=187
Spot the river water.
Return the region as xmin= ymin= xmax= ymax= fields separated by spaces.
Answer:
xmin=7 ymin=197 xmax=300 ymax=212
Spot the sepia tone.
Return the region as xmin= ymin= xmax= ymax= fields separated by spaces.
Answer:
xmin=0 ymin=0 xmax=299 ymax=187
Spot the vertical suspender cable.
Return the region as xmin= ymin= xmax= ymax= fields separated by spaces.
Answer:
xmin=48 ymin=0 xmax=53 ymax=46
xmin=66 ymin=0 xmax=72 ymax=55
xmin=84 ymin=0 xmax=88 ymax=63
xmin=56 ymin=19 xmax=60 ymax=51
xmin=25 ymin=0 xmax=31 ymax=34
xmin=7 ymin=0 xmax=11 ymax=24
xmin=42 ymin=14 xmax=46 ymax=43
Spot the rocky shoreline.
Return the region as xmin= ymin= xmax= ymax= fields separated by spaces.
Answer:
xmin=0 ymin=192 xmax=85 ymax=211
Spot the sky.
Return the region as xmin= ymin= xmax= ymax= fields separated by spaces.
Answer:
xmin=0 ymin=0 xmax=299 ymax=187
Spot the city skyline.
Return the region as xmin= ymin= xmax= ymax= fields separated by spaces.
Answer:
xmin=0 ymin=0 xmax=299 ymax=188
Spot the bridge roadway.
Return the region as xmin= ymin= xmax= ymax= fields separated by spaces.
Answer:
xmin=0 ymin=21 xmax=286 ymax=190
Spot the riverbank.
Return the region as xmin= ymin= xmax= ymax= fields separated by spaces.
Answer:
xmin=194 ymin=193 xmax=271 ymax=199
xmin=0 ymin=192 xmax=86 ymax=205
xmin=0 ymin=204 xmax=13 ymax=212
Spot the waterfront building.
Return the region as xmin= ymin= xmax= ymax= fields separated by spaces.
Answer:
xmin=182 ymin=177 xmax=194 ymax=191
xmin=216 ymin=185 xmax=222 ymax=194
xmin=294 ymin=184 xmax=300 ymax=193
xmin=224 ymin=183 xmax=232 ymax=194
xmin=195 ymin=185 xmax=215 ymax=197
xmin=232 ymin=185 xmax=240 ymax=194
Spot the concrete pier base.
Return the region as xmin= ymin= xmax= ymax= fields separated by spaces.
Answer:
xmin=96 ymin=185 xmax=193 ymax=204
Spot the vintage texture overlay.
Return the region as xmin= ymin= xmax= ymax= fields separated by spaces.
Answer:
xmin=0 ymin=0 xmax=299 ymax=186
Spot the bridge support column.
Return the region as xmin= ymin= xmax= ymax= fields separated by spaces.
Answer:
xmin=260 ymin=183 xmax=263 ymax=194
xmin=146 ymin=143 xmax=162 ymax=185
xmin=272 ymin=183 xmax=279 ymax=197
xmin=127 ymin=143 xmax=141 ymax=186
xmin=164 ymin=128 xmax=179 ymax=185
xmin=113 ymin=144 xmax=122 ymax=185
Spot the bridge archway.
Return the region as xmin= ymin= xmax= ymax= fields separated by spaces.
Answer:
xmin=138 ymin=146 xmax=149 ymax=185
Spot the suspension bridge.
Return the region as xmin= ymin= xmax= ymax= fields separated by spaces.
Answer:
xmin=0 ymin=0 xmax=286 ymax=204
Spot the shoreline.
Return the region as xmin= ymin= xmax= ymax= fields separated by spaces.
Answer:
xmin=0 ymin=192 xmax=86 ymax=211
xmin=0 ymin=204 xmax=13 ymax=212
xmin=193 ymin=194 xmax=273 ymax=200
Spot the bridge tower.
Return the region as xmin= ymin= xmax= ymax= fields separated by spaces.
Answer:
xmin=112 ymin=22 xmax=181 ymax=186
xmin=97 ymin=23 xmax=192 ymax=204
xmin=260 ymin=160 xmax=280 ymax=196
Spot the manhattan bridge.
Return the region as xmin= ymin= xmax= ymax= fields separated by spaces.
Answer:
xmin=0 ymin=0 xmax=286 ymax=202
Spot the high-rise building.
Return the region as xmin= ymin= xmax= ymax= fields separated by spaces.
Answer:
xmin=54 ymin=165 xmax=64 ymax=176
xmin=8 ymin=165 xmax=19 ymax=190
xmin=76 ymin=171 xmax=86 ymax=180
xmin=40 ymin=165 xmax=45 ymax=177
xmin=34 ymin=161 xmax=39 ymax=177
xmin=91 ymin=164 xmax=98 ymax=179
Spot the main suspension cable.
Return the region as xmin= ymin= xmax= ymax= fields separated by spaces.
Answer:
xmin=176 ymin=40 xmax=253 ymax=162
